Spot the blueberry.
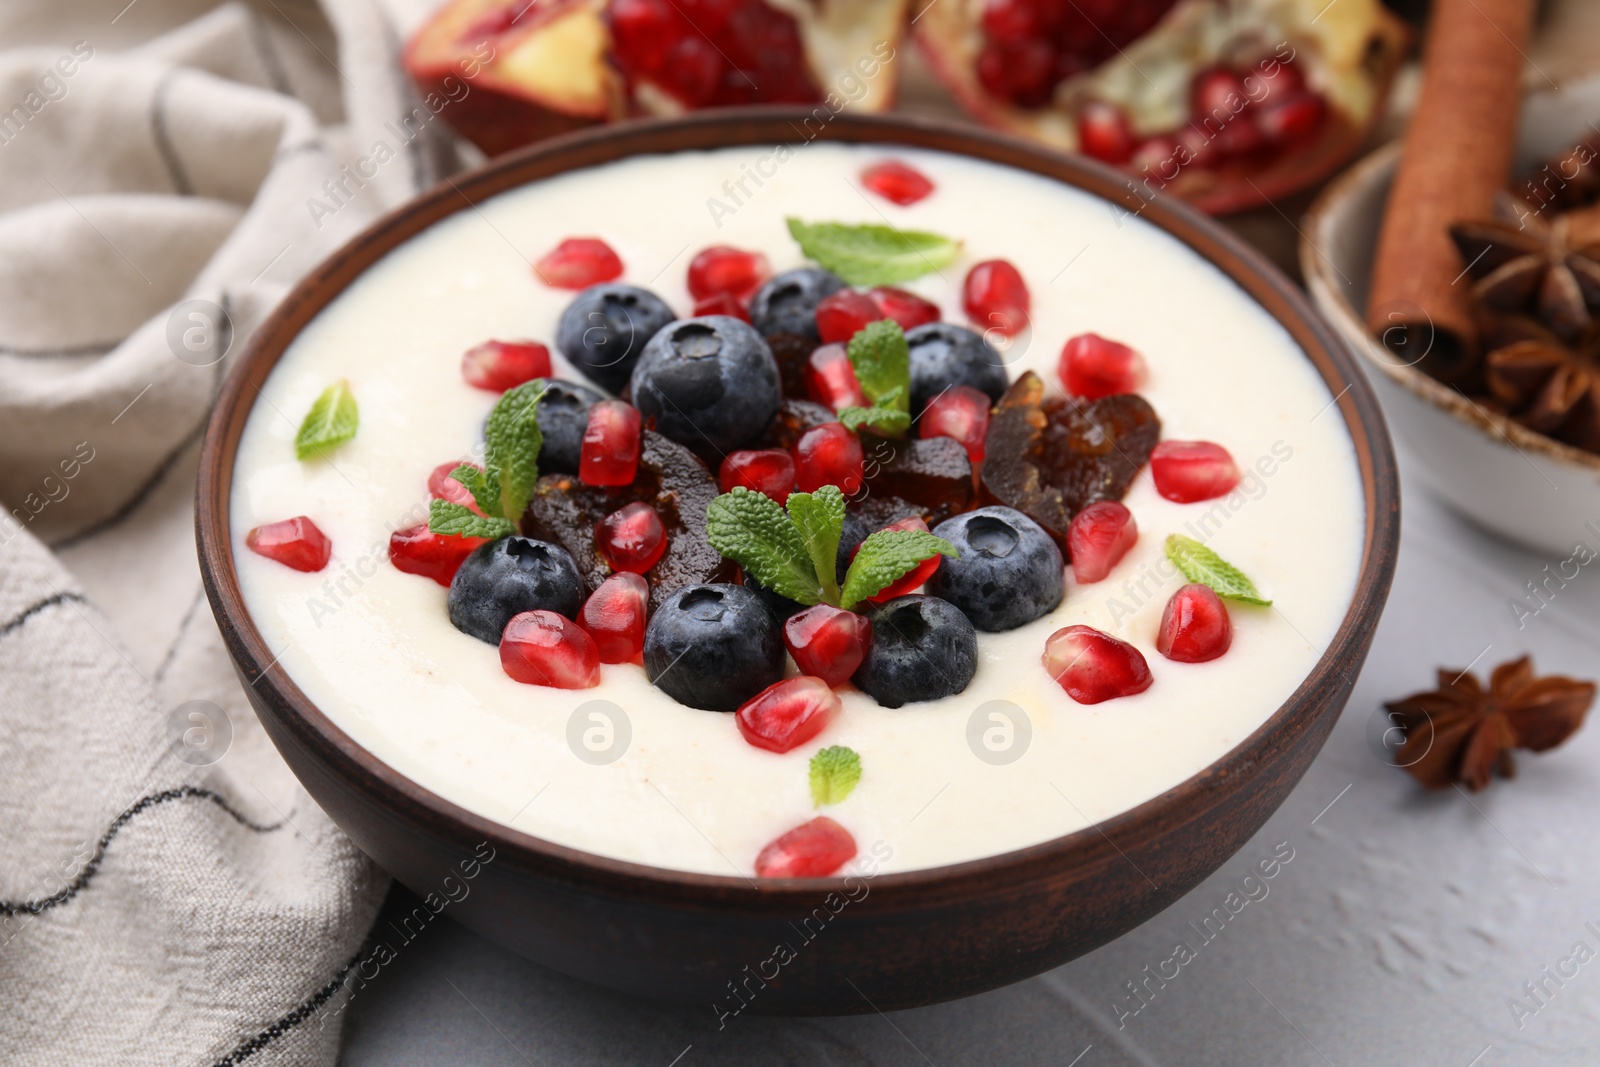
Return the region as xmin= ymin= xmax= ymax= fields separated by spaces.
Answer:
xmin=533 ymin=378 xmax=603 ymax=474
xmin=448 ymin=537 xmax=585 ymax=644
xmin=644 ymin=584 xmax=785 ymax=711
xmin=905 ymin=323 xmax=1009 ymax=415
xmin=556 ymin=284 xmax=675 ymax=394
xmin=748 ymin=513 xmax=869 ymax=621
xmin=630 ymin=315 xmax=781 ymax=459
xmin=749 ymin=268 xmax=845 ymax=342
xmin=926 ymin=506 xmax=1063 ymax=631
xmin=852 ymin=595 xmax=977 ymax=708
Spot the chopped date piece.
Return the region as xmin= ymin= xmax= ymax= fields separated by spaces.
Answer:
xmin=860 ymin=432 xmax=974 ymax=526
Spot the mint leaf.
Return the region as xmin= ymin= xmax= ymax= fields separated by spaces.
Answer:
xmin=483 ymin=380 xmax=544 ymax=520
xmin=784 ymin=487 xmax=845 ymax=607
xmin=787 ymin=218 xmax=962 ymax=287
xmin=810 ymin=745 xmax=861 ymax=807
xmin=839 ymin=529 xmax=958 ymax=610
xmin=838 ymin=405 xmax=912 ymax=437
xmin=846 ymin=320 xmax=911 ymax=411
xmin=294 ymin=380 xmax=358 ymax=460
xmin=1165 ymin=534 xmax=1271 ymax=605
xmin=705 ymin=488 xmax=822 ymax=606
xmin=428 ymin=499 xmax=515 ymax=540
xmin=448 ymin=463 xmax=497 ymax=517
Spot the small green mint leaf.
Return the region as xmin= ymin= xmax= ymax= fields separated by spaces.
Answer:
xmin=809 ymin=745 xmax=861 ymax=807
xmin=705 ymin=488 xmax=822 ymax=606
xmin=448 ymin=463 xmax=497 ymax=517
xmin=428 ymin=499 xmax=515 ymax=540
xmin=846 ymin=320 xmax=911 ymax=411
xmin=784 ymin=486 xmax=845 ymax=607
xmin=786 ymin=218 xmax=962 ymax=287
xmin=1164 ymin=534 xmax=1271 ymax=605
xmin=839 ymin=529 xmax=958 ymax=610
xmin=483 ymin=380 xmax=544 ymax=520
xmin=838 ymin=405 xmax=912 ymax=437
xmin=294 ymin=380 xmax=359 ymax=460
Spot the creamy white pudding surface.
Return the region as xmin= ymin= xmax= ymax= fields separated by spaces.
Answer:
xmin=232 ymin=143 xmax=1364 ymax=876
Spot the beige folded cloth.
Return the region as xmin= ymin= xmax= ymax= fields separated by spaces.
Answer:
xmin=0 ymin=1 xmax=462 ymax=1062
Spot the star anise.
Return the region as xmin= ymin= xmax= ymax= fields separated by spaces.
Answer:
xmin=1482 ymin=323 xmax=1600 ymax=451
xmin=1450 ymin=201 xmax=1600 ymax=342
xmin=1386 ymin=656 xmax=1594 ymax=791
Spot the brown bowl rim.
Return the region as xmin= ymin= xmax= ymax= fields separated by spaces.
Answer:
xmin=197 ymin=108 xmax=1399 ymax=907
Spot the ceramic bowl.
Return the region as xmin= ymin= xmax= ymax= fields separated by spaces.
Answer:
xmin=1302 ymin=76 xmax=1600 ymax=557
xmin=197 ymin=110 xmax=1398 ymax=1014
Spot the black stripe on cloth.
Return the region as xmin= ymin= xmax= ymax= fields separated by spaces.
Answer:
xmin=153 ymin=584 xmax=207 ymax=684
xmin=151 ymin=68 xmax=195 ymax=196
xmin=210 ymin=949 xmax=366 ymax=1067
xmin=0 ymin=785 xmax=283 ymax=917
xmin=0 ymin=592 xmax=87 ymax=639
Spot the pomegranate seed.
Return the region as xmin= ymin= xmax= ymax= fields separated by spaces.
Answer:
xmin=861 ymin=160 xmax=935 ymax=206
xmin=1255 ymin=92 xmax=1326 ymax=146
xmin=982 ymin=0 xmax=1049 ymax=40
xmin=535 ymin=237 xmax=622 ymax=289
xmin=1076 ymin=100 xmax=1136 ymax=164
xmin=804 ymin=343 xmax=869 ymax=411
xmin=1176 ymin=123 xmax=1219 ymax=169
xmin=1150 ymin=440 xmax=1241 ymax=503
xmin=976 ymin=38 xmax=1057 ymax=109
xmin=720 ymin=449 xmax=795 ymax=505
xmin=1257 ymin=57 xmax=1307 ymax=101
xmin=608 ymin=0 xmax=676 ymax=73
xmin=594 ymin=501 xmax=666 ymax=574
xmin=735 ymin=676 xmax=842 ymax=753
xmin=388 ymin=523 xmax=488 ymax=586
xmin=1058 ymin=333 xmax=1147 ymax=398
xmin=1157 ymin=584 xmax=1232 ymax=663
xmin=500 ymin=610 xmax=601 ymax=689
xmin=1130 ymin=135 xmax=1181 ymax=175
xmin=687 ymin=245 xmax=770 ymax=302
xmin=460 ymin=340 xmax=551 ymax=392
xmin=1042 ymin=625 xmax=1153 ymax=704
xmin=869 ymin=287 xmax=940 ymax=331
xmin=1067 ymin=501 xmax=1138 ymax=584
xmin=792 ymin=423 xmax=865 ymax=495
xmin=580 ymin=400 xmax=642 ymax=487
xmin=918 ymin=384 xmax=991 ymax=464
xmin=783 ymin=604 xmax=872 ymax=688
xmin=693 ymin=291 xmax=750 ymax=322
xmin=754 ymin=816 xmax=857 ymax=877
xmin=1190 ymin=66 xmax=1250 ymax=122
xmin=857 ymin=517 xmax=942 ymax=603
xmin=429 ymin=461 xmax=484 ymax=515
xmin=963 ymin=259 xmax=1030 ymax=337
xmin=246 ymin=517 xmax=331 ymax=572
xmin=579 ymin=572 xmax=649 ymax=663
xmin=815 ymin=289 xmax=883 ymax=345
xmin=1212 ymin=113 xmax=1265 ymax=159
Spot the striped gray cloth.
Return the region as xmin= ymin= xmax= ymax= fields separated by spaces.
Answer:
xmin=0 ymin=1 xmax=459 ymax=1061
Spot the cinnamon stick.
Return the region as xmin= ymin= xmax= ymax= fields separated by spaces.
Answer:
xmin=1365 ymin=0 xmax=1535 ymax=383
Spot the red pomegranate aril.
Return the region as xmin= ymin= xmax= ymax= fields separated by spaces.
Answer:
xmin=735 ymin=676 xmax=842 ymax=753
xmin=1058 ymin=333 xmax=1147 ymax=399
xmin=1076 ymin=100 xmax=1137 ymax=164
xmin=1190 ymin=66 xmax=1250 ymax=122
xmin=1257 ymin=57 xmax=1307 ymax=101
xmin=500 ymin=610 xmax=601 ymax=689
xmin=1067 ymin=501 xmax=1138 ymax=584
xmin=869 ymin=287 xmax=940 ymax=331
xmin=687 ymin=245 xmax=770 ymax=302
xmin=246 ymin=517 xmax=331 ymax=573
xmin=804 ymin=344 xmax=869 ymax=411
xmin=1157 ymin=584 xmax=1232 ymax=663
xmin=919 ymin=384 xmax=991 ymax=464
xmin=963 ymin=259 xmax=1030 ymax=337
xmin=1043 ymin=625 xmax=1153 ymax=704
xmin=1131 ymin=134 xmax=1182 ymax=175
xmin=793 ymin=423 xmax=865 ymax=495
xmin=783 ymin=604 xmax=872 ymax=688
xmin=580 ymin=401 xmax=642 ymax=487
xmin=460 ymin=339 xmax=551 ymax=393
xmin=815 ymin=289 xmax=883 ymax=345
xmin=1150 ymin=440 xmax=1241 ymax=503
xmin=755 ymin=816 xmax=857 ymax=877
xmin=535 ymin=237 xmax=623 ymax=289
xmin=594 ymin=501 xmax=667 ymax=574
xmin=692 ymin=291 xmax=750 ymax=322
xmin=429 ymin=461 xmax=484 ymax=515
xmin=982 ymin=0 xmax=1050 ymax=40
xmin=861 ymin=160 xmax=935 ymax=206
xmin=859 ymin=517 xmax=941 ymax=602
xmin=607 ymin=0 xmax=676 ymax=73
xmin=720 ymin=448 xmax=795 ymax=505
xmin=388 ymin=523 xmax=487 ymax=586
xmin=579 ymin=572 xmax=649 ymax=664
xmin=1255 ymin=92 xmax=1327 ymax=146
xmin=977 ymin=38 xmax=1057 ymax=109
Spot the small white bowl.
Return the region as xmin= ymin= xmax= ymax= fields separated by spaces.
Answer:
xmin=1302 ymin=76 xmax=1600 ymax=557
